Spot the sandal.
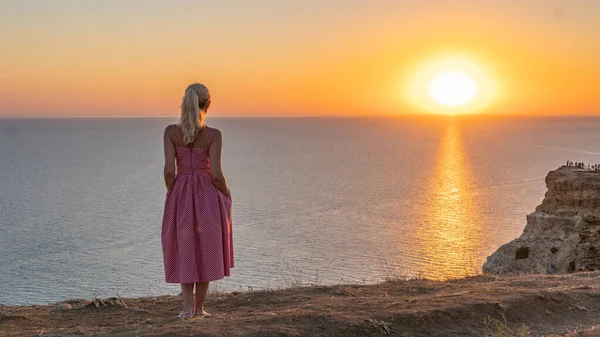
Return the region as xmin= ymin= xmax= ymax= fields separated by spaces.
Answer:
xmin=176 ymin=311 xmax=194 ymax=320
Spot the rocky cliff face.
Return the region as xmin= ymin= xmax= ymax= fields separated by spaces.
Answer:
xmin=483 ymin=166 xmax=600 ymax=274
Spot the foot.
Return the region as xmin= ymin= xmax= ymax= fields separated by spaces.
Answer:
xmin=176 ymin=311 xmax=194 ymax=320
xmin=195 ymin=309 xmax=212 ymax=318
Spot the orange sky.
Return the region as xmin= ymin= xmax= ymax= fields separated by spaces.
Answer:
xmin=1 ymin=1 xmax=599 ymax=117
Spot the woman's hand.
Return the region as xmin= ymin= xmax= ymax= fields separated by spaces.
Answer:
xmin=166 ymin=181 xmax=175 ymax=192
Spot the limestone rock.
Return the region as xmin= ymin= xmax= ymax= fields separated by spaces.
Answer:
xmin=483 ymin=166 xmax=600 ymax=274
xmin=56 ymin=303 xmax=72 ymax=311
xmin=85 ymin=297 xmax=127 ymax=309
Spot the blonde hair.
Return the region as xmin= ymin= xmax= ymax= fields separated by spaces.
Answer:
xmin=179 ymin=83 xmax=211 ymax=144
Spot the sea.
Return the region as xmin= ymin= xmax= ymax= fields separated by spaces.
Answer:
xmin=1 ymin=115 xmax=600 ymax=305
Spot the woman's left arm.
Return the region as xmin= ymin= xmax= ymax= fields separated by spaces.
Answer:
xmin=209 ymin=129 xmax=230 ymax=196
xmin=163 ymin=126 xmax=176 ymax=190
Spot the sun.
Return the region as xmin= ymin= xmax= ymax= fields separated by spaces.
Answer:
xmin=402 ymin=55 xmax=499 ymax=115
xmin=427 ymin=70 xmax=478 ymax=107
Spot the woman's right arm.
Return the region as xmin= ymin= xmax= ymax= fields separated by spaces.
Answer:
xmin=208 ymin=129 xmax=230 ymax=196
xmin=163 ymin=126 xmax=176 ymax=191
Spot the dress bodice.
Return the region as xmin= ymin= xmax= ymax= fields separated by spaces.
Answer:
xmin=170 ymin=124 xmax=213 ymax=175
xmin=175 ymin=147 xmax=211 ymax=175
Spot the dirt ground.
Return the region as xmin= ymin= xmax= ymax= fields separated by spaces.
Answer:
xmin=4 ymin=272 xmax=600 ymax=337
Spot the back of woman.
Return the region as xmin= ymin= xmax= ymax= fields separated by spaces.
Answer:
xmin=161 ymin=83 xmax=233 ymax=319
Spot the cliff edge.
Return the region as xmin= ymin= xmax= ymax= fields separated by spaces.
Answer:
xmin=483 ymin=165 xmax=600 ymax=274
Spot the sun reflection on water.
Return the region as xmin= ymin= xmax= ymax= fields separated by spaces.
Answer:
xmin=410 ymin=121 xmax=484 ymax=279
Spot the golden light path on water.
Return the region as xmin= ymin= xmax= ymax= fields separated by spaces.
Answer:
xmin=411 ymin=121 xmax=484 ymax=279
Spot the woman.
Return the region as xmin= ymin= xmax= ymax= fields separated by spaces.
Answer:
xmin=161 ymin=83 xmax=234 ymax=319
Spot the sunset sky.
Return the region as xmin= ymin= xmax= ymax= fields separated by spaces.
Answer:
xmin=1 ymin=0 xmax=599 ymax=117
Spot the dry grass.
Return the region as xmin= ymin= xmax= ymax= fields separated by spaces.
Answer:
xmin=484 ymin=314 xmax=531 ymax=337
xmin=5 ymin=272 xmax=600 ymax=336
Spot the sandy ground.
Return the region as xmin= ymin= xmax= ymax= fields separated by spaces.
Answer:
xmin=4 ymin=272 xmax=600 ymax=336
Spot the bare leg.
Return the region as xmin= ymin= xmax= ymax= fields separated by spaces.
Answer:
xmin=194 ymin=282 xmax=210 ymax=315
xmin=180 ymin=283 xmax=194 ymax=317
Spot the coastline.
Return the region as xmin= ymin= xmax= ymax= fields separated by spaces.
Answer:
xmin=3 ymin=272 xmax=600 ymax=336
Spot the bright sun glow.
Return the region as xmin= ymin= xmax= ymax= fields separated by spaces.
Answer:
xmin=427 ymin=70 xmax=478 ymax=107
xmin=403 ymin=55 xmax=499 ymax=115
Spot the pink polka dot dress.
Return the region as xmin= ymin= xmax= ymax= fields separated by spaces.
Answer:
xmin=162 ymin=126 xmax=234 ymax=284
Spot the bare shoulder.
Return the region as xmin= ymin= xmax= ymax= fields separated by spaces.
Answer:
xmin=208 ymin=126 xmax=222 ymax=141
xmin=164 ymin=124 xmax=177 ymax=137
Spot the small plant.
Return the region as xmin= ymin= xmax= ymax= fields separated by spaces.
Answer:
xmin=483 ymin=314 xmax=531 ymax=337
xmin=414 ymin=271 xmax=427 ymax=281
xmin=277 ymin=263 xmax=322 ymax=289
xmin=208 ymin=281 xmax=224 ymax=296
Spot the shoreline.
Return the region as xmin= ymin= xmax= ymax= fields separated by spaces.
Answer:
xmin=4 ymin=272 xmax=600 ymax=336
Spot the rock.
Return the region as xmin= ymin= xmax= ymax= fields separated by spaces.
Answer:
xmin=56 ymin=303 xmax=72 ymax=311
xmin=515 ymin=247 xmax=529 ymax=259
xmin=483 ymin=166 xmax=600 ymax=274
xmin=85 ymin=297 xmax=126 ymax=309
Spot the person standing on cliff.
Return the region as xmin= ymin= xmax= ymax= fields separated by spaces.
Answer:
xmin=161 ymin=83 xmax=234 ymax=319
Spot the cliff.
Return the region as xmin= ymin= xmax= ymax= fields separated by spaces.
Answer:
xmin=483 ymin=166 xmax=600 ymax=274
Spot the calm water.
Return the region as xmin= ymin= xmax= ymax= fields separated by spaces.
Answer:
xmin=2 ymin=116 xmax=600 ymax=305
